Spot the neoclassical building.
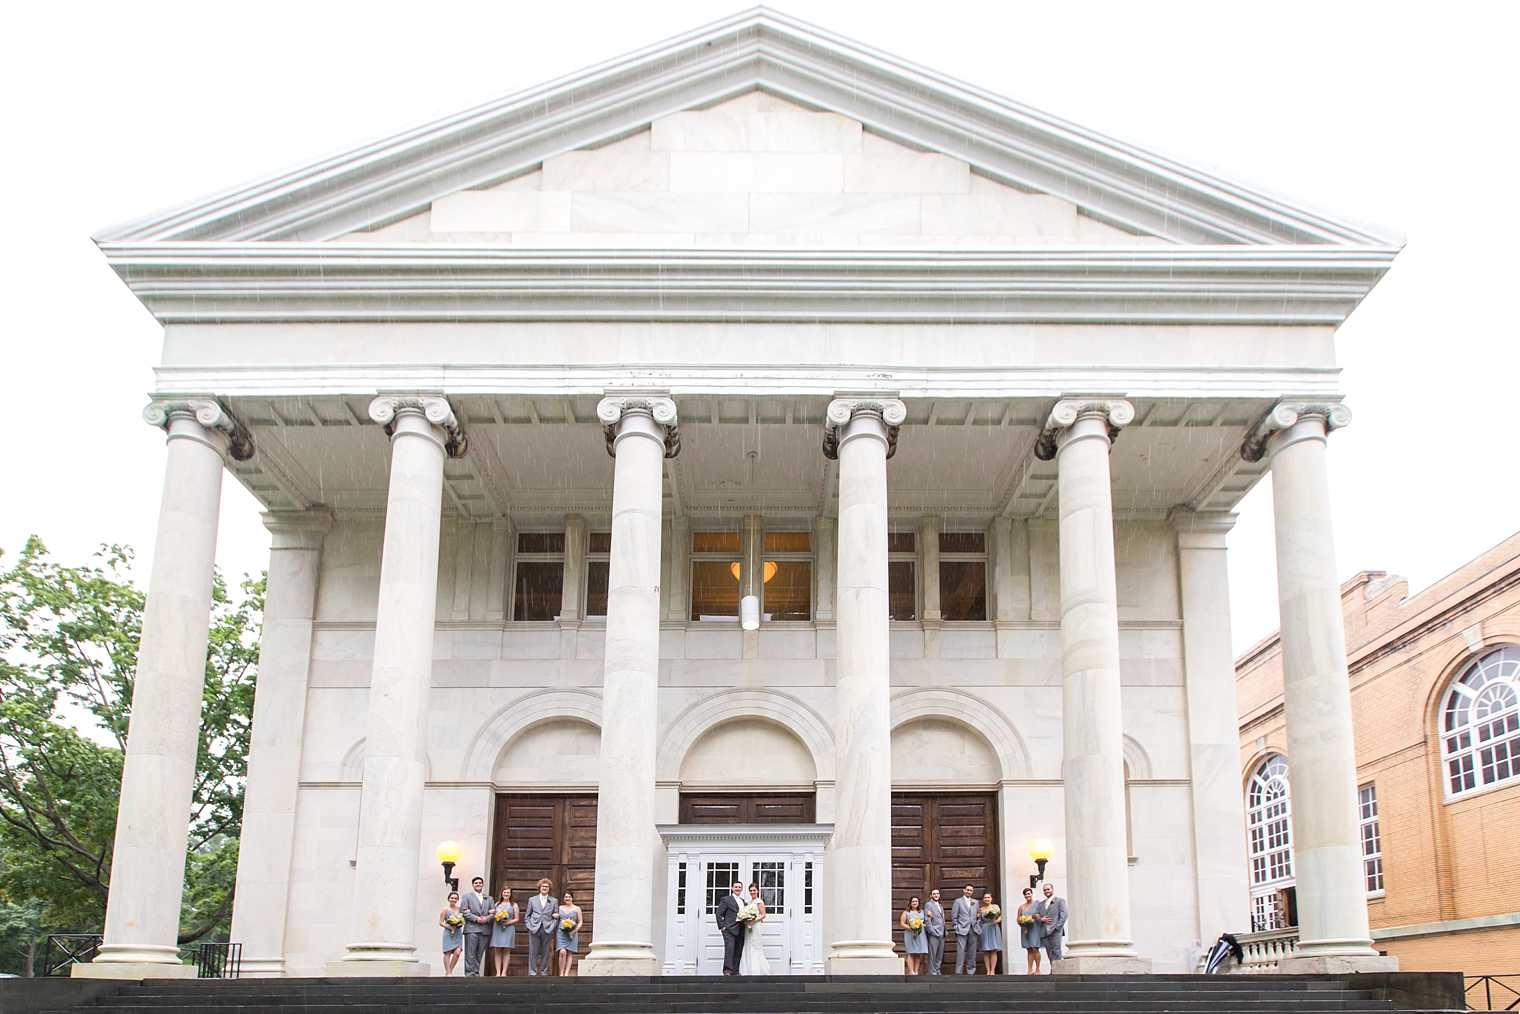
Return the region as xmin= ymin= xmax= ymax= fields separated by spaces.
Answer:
xmin=77 ymin=9 xmax=1401 ymax=980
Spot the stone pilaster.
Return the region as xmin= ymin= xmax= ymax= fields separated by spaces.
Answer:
xmin=1037 ymin=398 xmax=1150 ymax=974
xmin=76 ymin=400 xmax=251 ymax=980
xmin=328 ymin=396 xmax=462 ymax=976
xmin=230 ymin=510 xmax=332 ymax=977
xmin=1169 ymin=507 xmax=1251 ymax=951
xmin=580 ymin=394 xmax=678 ymax=976
xmin=1244 ymin=402 xmax=1397 ymax=973
xmin=821 ymin=397 xmax=904 ymax=974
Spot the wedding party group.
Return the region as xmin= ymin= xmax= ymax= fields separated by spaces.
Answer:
xmin=896 ymin=882 xmax=1069 ymax=977
xmin=439 ymin=877 xmax=582 ymax=977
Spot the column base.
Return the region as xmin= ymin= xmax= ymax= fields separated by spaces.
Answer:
xmin=826 ymin=940 xmax=904 ymax=975
xmin=235 ymin=956 xmax=287 ymax=977
xmin=1052 ymin=955 xmax=1153 ymax=974
xmin=578 ymin=954 xmax=659 ymax=976
xmin=72 ymin=961 xmax=197 ymax=981
xmin=324 ymin=958 xmax=430 ymax=977
xmin=1278 ymin=954 xmax=1399 ymax=974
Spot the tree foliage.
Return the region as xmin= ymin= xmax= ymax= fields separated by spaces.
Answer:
xmin=0 ymin=537 xmax=263 ymax=944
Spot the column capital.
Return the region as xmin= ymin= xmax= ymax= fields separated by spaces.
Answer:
xmin=143 ymin=398 xmax=254 ymax=461
xmin=1034 ymin=398 xmax=1134 ymax=460
xmin=261 ymin=510 xmax=334 ymax=550
xmin=1240 ymin=400 xmax=1351 ymax=462
xmin=822 ymin=397 xmax=906 ymax=460
xmin=368 ymin=395 xmax=466 ymax=457
xmin=597 ymin=394 xmax=680 ymax=458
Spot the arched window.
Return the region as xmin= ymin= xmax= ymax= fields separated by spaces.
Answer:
xmin=1441 ymin=645 xmax=1520 ymax=798
xmin=1246 ymin=754 xmax=1294 ymax=931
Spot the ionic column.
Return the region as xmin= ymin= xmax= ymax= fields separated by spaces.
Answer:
xmin=821 ymin=397 xmax=904 ymax=974
xmin=328 ymin=396 xmax=463 ymax=976
xmin=1242 ymin=403 xmax=1396 ymax=972
xmin=580 ymin=395 xmax=679 ymax=976
xmin=1169 ymin=508 xmax=1250 ymax=949
xmin=1036 ymin=398 xmax=1149 ymax=973
xmin=230 ymin=510 xmax=332 ymax=976
xmin=76 ymin=400 xmax=252 ymax=980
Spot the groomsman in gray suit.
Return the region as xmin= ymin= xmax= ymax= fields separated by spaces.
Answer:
xmin=1038 ymin=881 xmax=1068 ymax=962
xmin=950 ymin=884 xmax=980 ymax=974
xmin=460 ymin=876 xmax=494 ymax=975
xmin=525 ymin=878 xmax=558 ymax=976
xmin=923 ymin=888 xmax=946 ymax=974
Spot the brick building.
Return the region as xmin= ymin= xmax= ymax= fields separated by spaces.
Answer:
xmin=1237 ymin=531 xmax=1520 ymax=974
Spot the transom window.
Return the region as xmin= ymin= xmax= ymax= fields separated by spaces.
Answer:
xmin=1441 ymin=645 xmax=1520 ymax=798
xmin=888 ymin=531 xmax=916 ymax=620
xmin=1246 ymin=754 xmax=1294 ymax=930
xmin=585 ymin=531 xmax=611 ymax=618
xmin=762 ymin=531 xmax=812 ymax=622
xmin=690 ymin=531 xmax=742 ymax=622
xmin=1359 ymin=784 xmax=1384 ymax=896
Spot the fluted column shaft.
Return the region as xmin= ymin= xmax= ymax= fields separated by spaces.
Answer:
xmin=823 ymin=398 xmax=903 ymax=974
xmin=1252 ymin=405 xmax=1395 ymax=973
xmin=230 ymin=511 xmax=331 ymax=976
xmin=581 ymin=396 xmax=677 ymax=976
xmin=329 ymin=398 xmax=459 ymax=975
xmin=77 ymin=401 xmax=250 ymax=980
xmin=1042 ymin=399 xmax=1148 ymax=974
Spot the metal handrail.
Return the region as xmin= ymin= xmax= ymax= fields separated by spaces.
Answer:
xmin=41 ymin=934 xmax=102 ymax=977
xmin=184 ymin=940 xmax=242 ymax=979
xmin=1466 ymin=975 xmax=1520 ymax=1012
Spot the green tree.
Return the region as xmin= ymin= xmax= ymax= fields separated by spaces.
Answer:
xmin=0 ymin=537 xmax=263 ymax=945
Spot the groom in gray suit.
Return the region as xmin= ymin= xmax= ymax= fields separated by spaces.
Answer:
xmin=525 ymin=878 xmax=558 ymax=976
xmin=460 ymin=876 xmax=494 ymax=975
xmin=1038 ymin=882 xmax=1069 ymax=962
xmin=950 ymin=884 xmax=980 ymax=974
xmin=923 ymin=888 xmax=946 ymax=974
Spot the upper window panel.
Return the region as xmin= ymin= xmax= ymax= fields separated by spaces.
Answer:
xmin=1440 ymin=645 xmax=1520 ymax=798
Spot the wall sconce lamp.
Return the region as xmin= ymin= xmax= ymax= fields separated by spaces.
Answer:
xmin=437 ymin=840 xmax=462 ymax=893
xmin=1028 ymin=838 xmax=1053 ymax=890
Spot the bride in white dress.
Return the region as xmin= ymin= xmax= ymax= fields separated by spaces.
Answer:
xmin=738 ymin=883 xmax=772 ymax=975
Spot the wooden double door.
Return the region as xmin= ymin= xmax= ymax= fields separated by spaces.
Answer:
xmin=489 ymin=794 xmax=597 ymax=975
xmin=890 ymin=792 xmax=1000 ymax=974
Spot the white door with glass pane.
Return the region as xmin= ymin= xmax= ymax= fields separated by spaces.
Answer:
xmin=659 ymin=826 xmax=829 ymax=975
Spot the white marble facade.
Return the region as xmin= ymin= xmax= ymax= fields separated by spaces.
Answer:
xmin=83 ymin=8 xmax=1400 ymax=982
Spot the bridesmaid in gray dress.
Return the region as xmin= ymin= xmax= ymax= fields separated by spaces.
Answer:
xmin=899 ymin=896 xmax=929 ymax=975
xmin=1016 ymin=887 xmax=1044 ymax=975
xmin=490 ymin=886 xmax=519 ymax=975
xmin=556 ymin=890 xmax=583 ymax=977
xmin=978 ymin=892 xmax=1003 ymax=975
xmin=439 ymin=891 xmax=464 ymax=976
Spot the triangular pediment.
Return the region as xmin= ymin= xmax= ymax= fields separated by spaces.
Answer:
xmin=96 ymin=8 xmax=1395 ymax=247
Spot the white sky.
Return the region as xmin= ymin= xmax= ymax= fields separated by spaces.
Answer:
xmin=2 ymin=1 xmax=1516 ymax=656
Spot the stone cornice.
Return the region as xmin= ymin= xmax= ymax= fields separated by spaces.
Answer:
xmin=822 ymin=397 xmax=906 ymax=460
xmin=101 ymin=244 xmax=1398 ymax=325
xmin=368 ymin=395 xmax=467 ymax=457
xmin=142 ymin=397 xmax=254 ymax=461
xmin=657 ymin=823 xmax=834 ymax=847
xmin=94 ymin=9 xmax=1396 ymax=246
xmin=1239 ymin=399 xmax=1352 ymax=462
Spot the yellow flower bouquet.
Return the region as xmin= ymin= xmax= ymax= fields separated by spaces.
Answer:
xmin=446 ymin=914 xmax=463 ymax=929
xmin=907 ymin=915 xmax=924 ymax=932
xmin=495 ymin=908 xmax=512 ymax=923
xmin=984 ymin=904 xmax=1001 ymax=924
xmin=1017 ymin=913 xmax=1035 ymax=926
xmin=561 ymin=916 xmax=577 ymax=931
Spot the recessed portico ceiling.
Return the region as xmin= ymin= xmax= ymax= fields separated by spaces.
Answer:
xmin=97 ymin=7 xmax=1396 ymax=248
